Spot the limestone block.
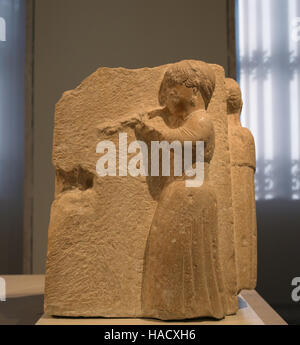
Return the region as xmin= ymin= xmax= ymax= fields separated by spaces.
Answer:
xmin=45 ymin=60 xmax=239 ymax=319
xmin=226 ymin=78 xmax=257 ymax=292
xmin=46 ymin=66 xmax=168 ymax=317
xmin=205 ymin=67 xmax=238 ymax=315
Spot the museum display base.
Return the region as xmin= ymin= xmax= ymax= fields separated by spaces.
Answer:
xmin=1 ymin=276 xmax=287 ymax=325
xmin=36 ymin=295 xmax=262 ymax=325
xmin=36 ymin=292 xmax=287 ymax=325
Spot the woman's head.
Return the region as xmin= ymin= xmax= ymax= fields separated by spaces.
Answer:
xmin=158 ymin=60 xmax=216 ymax=112
xmin=225 ymin=78 xmax=243 ymax=114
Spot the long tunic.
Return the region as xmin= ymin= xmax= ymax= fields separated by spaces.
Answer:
xmin=139 ymin=110 xmax=226 ymax=320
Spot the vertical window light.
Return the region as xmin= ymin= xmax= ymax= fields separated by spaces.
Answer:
xmin=236 ymin=0 xmax=300 ymax=200
xmin=289 ymin=0 xmax=300 ymax=200
xmin=0 ymin=16 xmax=5 ymax=41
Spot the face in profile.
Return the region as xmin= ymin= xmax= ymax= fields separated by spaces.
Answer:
xmin=164 ymin=83 xmax=196 ymax=115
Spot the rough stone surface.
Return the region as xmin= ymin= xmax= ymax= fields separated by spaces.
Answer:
xmin=226 ymin=78 xmax=257 ymax=292
xmin=46 ymin=66 xmax=167 ymax=317
xmin=45 ymin=61 xmax=243 ymax=318
xmin=206 ymin=67 xmax=238 ymax=315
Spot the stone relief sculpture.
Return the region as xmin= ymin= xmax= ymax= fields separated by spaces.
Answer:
xmin=204 ymin=66 xmax=238 ymax=315
xmin=135 ymin=61 xmax=226 ymax=320
xmin=226 ymin=78 xmax=257 ymax=292
xmin=44 ymin=60 xmax=255 ymax=320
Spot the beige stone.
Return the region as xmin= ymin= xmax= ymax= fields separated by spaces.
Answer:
xmin=45 ymin=60 xmax=238 ymax=319
xmin=206 ymin=67 xmax=238 ymax=315
xmin=226 ymin=78 xmax=257 ymax=292
xmin=135 ymin=61 xmax=226 ymax=320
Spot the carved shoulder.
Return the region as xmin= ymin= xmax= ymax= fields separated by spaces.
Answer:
xmin=186 ymin=112 xmax=214 ymax=141
xmin=185 ymin=113 xmax=215 ymax=162
xmin=229 ymin=126 xmax=256 ymax=170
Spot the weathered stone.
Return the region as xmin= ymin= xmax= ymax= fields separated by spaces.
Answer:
xmin=46 ymin=66 xmax=167 ymax=317
xmin=205 ymin=67 xmax=238 ymax=315
xmin=226 ymin=78 xmax=257 ymax=292
xmin=45 ymin=60 xmax=241 ymax=319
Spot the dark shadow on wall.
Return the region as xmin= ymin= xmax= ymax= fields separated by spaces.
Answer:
xmin=256 ymin=199 xmax=300 ymax=325
xmin=0 ymin=295 xmax=44 ymax=325
xmin=0 ymin=198 xmax=23 ymax=274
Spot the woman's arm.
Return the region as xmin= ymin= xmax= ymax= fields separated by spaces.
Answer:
xmin=97 ymin=108 xmax=164 ymax=136
xmin=136 ymin=114 xmax=209 ymax=144
xmin=97 ymin=115 xmax=144 ymax=135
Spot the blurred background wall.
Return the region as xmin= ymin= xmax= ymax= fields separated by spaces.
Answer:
xmin=0 ymin=0 xmax=25 ymax=274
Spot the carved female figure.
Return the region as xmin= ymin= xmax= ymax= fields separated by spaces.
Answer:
xmin=226 ymin=78 xmax=257 ymax=292
xmin=138 ymin=61 xmax=226 ymax=320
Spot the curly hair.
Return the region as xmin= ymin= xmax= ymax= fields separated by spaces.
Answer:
xmin=225 ymin=78 xmax=243 ymax=113
xmin=158 ymin=60 xmax=216 ymax=110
